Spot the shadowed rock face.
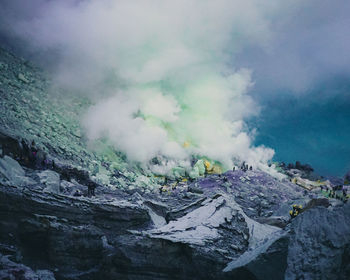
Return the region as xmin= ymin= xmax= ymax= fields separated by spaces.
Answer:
xmin=0 ymin=187 xmax=233 ymax=279
xmin=0 ymin=180 xmax=250 ymax=279
xmin=0 ymin=253 xmax=55 ymax=280
xmin=285 ymin=203 xmax=350 ymax=280
xmin=1 ymin=160 xmax=350 ymax=280
xmin=0 ymin=185 xmax=150 ymax=277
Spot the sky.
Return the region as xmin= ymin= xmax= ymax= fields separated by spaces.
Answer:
xmin=0 ymin=0 xmax=349 ymax=176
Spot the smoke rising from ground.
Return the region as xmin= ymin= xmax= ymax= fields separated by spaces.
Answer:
xmin=1 ymin=0 xmax=347 ymax=171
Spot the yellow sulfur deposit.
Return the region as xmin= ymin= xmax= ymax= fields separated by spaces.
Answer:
xmin=204 ymin=160 xmax=211 ymax=171
xmin=183 ymin=141 xmax=190 ymax=148
xmin=211 ymin=164 xmax=222 ymax=174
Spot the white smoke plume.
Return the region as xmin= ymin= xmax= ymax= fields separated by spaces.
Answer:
xmin=3 ymin=0 xmax=312 ymax=170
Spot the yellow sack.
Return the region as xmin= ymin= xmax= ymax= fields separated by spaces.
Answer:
xmin=204 ymin=160 xmax=211 ymax=171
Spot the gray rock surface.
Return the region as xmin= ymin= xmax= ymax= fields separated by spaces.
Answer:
xmin=0 ymin=184 xmax=152 ymax=279
xmin=285 ymin=203 xmax=350 ymax=280
xmin=146 ymin=195 xmax=249 ymax=254
xmin=38 ymin=170 xmax=60 ymax=193
xmin=1 ymin=163 xmax=350 ymax=279
xmin=0 ymin=253 xmax=55 ymax=280
xmin=0 ymin=155 xmax=36 ymax=187
xmin=224 ymin=231 xmax=289 ymax=280
xmin=195 ymin=170 xmax=308 ymax=220
xmin=223 ymin=202 xmax=350 ymax=280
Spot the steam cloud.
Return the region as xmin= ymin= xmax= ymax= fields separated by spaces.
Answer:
xmin=4 ymin=0 xmax=344 ymax=172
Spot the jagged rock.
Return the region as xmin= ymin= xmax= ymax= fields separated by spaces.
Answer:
xmin=196 ymin=170 xmax=306 ymax=220
xmin=223 ymin=203 xmax=350 ymax=280
xmin=18 ymin=73 xmax=30 ymax=84
xmin=285 ymin=203 xmax=350 ymax=280
xmin=145 ymin=193 xmax=282 ymax=270
xmin=1 ymin=164 xmax=350 ymax=279
xmin=146 ymin=195 xmax=248 ymax=248
xmin=0 ymin=253 xmax=55 ymax=280
xmin=95 ymin=172 xmax=110 ymax=185
xmin=165 ymin=197 xmax=207 ymax=222
xmin=187 ymin=185 xmax=204 ymax=194
xmin=0 ymin=132 xmax=23 ymax=160
xmin=223 ymin=231 xmax=289 ymax=280
xmin=60 ymin=180 xmax=77 ymax=195
xmin=256 ymin=216 xmax=289 ymax=229
xmin=38 ymin=170 xmax=60 ymax=193
xmin=0 ymin=185 xmax=151 ymax=279
xmin=0 ymin=155 xmax=24 ymax=177
xmin=302 ymin=197 xmax=330 ymax=212
xmin=0 ymin=155 xmax=36 ymax=187
xmin=0 ymin=174 xmax=291 ymax=279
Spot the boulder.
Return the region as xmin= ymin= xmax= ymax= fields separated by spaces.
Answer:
xmin=223 ymin=202 xmax=350 ymax=280
xmin=223 ymin=231 xmax=289 ymax=280
xmin=0 ymin=155 xmax=25 ymax=177
xmin=38 ymin=170 xmax=60 ymax=193
xmin=146 ymin=193 xmax=281 ymax=266
xmin=285 ymin=203 xmax=350 ymax=280
xmin=95 ymin=172 xmax=110 ymax=185
xmin=0 ymin=155 xmax=36 ymax=187
xmin=59 ymin=180 xmax=85 ymax=196
xmin=18 ymin=73 xmax=30 ymax=83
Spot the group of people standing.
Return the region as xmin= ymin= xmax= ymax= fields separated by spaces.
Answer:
xmin=232 ymin=161 xmax=253 ymax=172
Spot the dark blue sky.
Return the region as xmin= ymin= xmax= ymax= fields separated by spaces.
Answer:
xmin=248 ymin=81 xmax=350 ymax=177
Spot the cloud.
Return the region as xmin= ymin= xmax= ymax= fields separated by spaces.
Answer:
xmin=235 ymin=0 xmax=350 ymax=95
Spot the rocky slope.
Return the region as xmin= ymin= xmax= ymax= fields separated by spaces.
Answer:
xmin=1 ymin=47 xmax=350 ymax=279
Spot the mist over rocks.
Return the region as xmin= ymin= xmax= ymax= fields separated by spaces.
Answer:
xmin=1 ymin=0 xmax=282 ymax=169
xmin=0 ymin=1 xmax=349 ymax=279
xmin=1 ymin=0 xmax=349 ymax=175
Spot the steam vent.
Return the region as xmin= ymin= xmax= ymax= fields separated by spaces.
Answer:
xmin=0 ymin=1 xmax=349 ymax=279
